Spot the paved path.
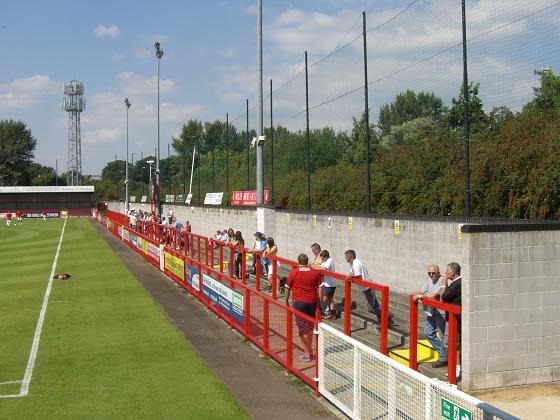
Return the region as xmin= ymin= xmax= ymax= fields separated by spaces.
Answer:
xmin=94 ymin=221 xmax=338 ymax=420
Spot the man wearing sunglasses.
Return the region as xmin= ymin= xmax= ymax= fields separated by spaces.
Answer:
xmin=413 ymin=264 xmax=447 ymax=368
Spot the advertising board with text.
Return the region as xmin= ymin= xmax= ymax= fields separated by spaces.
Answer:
xmin=202 ymin=273 xmax=244 ymax=323
xmin=230 ymin=190 xmax=270 ymax=206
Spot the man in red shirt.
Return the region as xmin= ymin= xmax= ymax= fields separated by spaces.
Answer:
xmin=5 ymin=211 xmax=12 ymax=227
xmin=16 ymin=210 xmax=23 ymax=225
xmin=285 ymin=253 xmax=321 ymax=362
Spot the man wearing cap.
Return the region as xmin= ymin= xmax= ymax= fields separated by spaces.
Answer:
xmin=250 ymin=231 xmax=265 ymax=275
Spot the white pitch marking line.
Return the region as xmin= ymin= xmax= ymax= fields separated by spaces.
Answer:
xmin=0 ymin=219 xmax=67 ymax=399
xmin=0 ymin=380 xmax=22 ymax=385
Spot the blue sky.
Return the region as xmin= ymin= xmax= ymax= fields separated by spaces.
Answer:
xmin=1 ymin=0 xmax=558 ymax=175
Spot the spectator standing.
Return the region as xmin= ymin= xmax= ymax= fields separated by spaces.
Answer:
xmin=231 ymin=231 xmax=245 ymax=278
xmin=263 ymin=237 xmax=278 ymax=290
xmin=314 ymin=250 xmax=337 ymax=319
xmin=310 ymin=243 xmax=322 ymax=268
xmin=130 ymin=212 xmax=137 ymax=230
xmin=344 ymin=249 xmax=394 ymax=327
xmin=413 ymin=264 xmax=447 ymax=368
xmin=167 ymin=208 xmax=173 ymax=224
xmin=185 ymin=221 xmax=192 ymax=254
xmin=285 ymin=253 xmax=321 ymax=362
xmin=227 ymin=228 xmax=235 ymax=242
xmin=438 ymin=262 xmax=462 ymax=375
xmin=250 ymin=232 xmax=265 ymax=275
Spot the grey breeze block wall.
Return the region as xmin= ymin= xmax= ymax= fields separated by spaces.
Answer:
xmin=112 ymin=202 xmax=560 ymax=391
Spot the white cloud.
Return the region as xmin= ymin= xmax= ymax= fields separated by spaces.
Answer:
xmin=135 ymin=48 xmax=151 ymax=59
xmin=0 ymin=92 xmax=36 ymax=109
xmin=83 ymin=127 xmax=122 ymax=144
xmin=94 ymin=24 xmax=120 ymax=38
xmin=116 ymin=71 xmax=176 ymax=95
xmin=112 ymin=52 xmax=127 ymax=61
xmin=221 ymin=47 xmax=238 ymax=59
xmin=0 ymin=75 xmax=58 ymax=109
xmin=244 ymin=4 xmax=257 ymax=16
xmin=160 ymin=102 xmax=204 ymax=122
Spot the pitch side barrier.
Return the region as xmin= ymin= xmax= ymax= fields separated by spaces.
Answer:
xmin=108 ymin=211 xmax=394 ymax=356
xmin=98 ymin=213 xmax=321 ymax=390
xmin=409 ymin=296 xmax=462 ymax=384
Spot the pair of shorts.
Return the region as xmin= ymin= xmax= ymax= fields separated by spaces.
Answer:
xmin=293 ymin=301 xmax=317 ymax=335
xmin=322 ymin=286 xmax=336 ymax=297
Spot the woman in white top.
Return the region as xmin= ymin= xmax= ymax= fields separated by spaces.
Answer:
xmin=314 ymin=249 xmax=337 ymax=319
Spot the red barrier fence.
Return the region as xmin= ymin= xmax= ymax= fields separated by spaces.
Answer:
xmin=98 ymin=211 xmax=397 ymax=390
xmin=409 ymin=295 xmax=461 ymax=384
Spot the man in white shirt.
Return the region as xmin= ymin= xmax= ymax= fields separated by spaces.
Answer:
xmin=345 ymin=249 xmax=394 ymax=327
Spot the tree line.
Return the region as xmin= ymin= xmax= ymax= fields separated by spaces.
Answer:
xmin=2 ymin=69 xmax=559 ymax=219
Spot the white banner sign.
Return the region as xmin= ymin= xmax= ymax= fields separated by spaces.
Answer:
xmin=204 ymin=192 xmax=223 ymax=205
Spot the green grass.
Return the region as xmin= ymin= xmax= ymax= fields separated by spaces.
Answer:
xmin=0 ymin=218 xmax=247 ymax=419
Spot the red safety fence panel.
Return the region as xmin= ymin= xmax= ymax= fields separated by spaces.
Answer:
xmin=409 ymin=295 xmax=462 ymax=384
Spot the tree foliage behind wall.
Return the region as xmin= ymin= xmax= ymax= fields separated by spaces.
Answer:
xmin=92 ymin=69 xmax=560 ymax=219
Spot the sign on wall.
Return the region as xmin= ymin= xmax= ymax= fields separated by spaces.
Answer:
xmin=204 ymin=192 xmax=223 ymax=205
xmin=230 ymin=190 xmax=270 ymax=206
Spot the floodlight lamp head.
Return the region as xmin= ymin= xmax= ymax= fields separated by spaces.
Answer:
xmin=146 ymin=159 xmax=155 ymax=165
xmin=154 ymin=42 xmax=163 ymax=59
xmin=257 ymin=135 xmax=266 ymax=146
xmin=124 ymin=98 xmax=131 ymax=108
xmin=251 ymin=137 xmax=257 ymax=148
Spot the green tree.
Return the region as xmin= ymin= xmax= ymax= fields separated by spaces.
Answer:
xmin=529 ymin=69 xmax=560 ymax=113
xmin=379 ymin=117 xmax=436 ymax=148
xmin=340 ymin=111 xmax=378 ymax=166
xmin=101 ymin=160 xmax=125 ymax=182
xmin=378 ymin=90 xmax=444 ymax=137
xmin=444 ymin=82 xmax=487 ymax=132
xmin=172 ymin=119 xmax=204 ymax=156
xmin=0 ymin=120 xmax=38 ymax=185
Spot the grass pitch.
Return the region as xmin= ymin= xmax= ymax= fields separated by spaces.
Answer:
xmin=0 ymin=218 xmax=247 ymax=418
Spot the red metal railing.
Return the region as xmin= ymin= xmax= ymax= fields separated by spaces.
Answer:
xmin=98 ymin=213 xmax=323 ymax=390
xmin=409 ymin=295 xmax=462 ymax=384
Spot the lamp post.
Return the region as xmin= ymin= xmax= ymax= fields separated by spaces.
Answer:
xmin=124 ymin=98 xmax=131 ymax=214
xmin=154 ymin=41 xmax=164 ymax=217
xmin=141 ymin=166 xmax=146 ymax=197
xmin=146 ymin=159 xmax=155 ymax=214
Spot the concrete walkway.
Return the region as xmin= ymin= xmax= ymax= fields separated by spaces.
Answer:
xmin=93 ymin=221 xmax=339 ymax=419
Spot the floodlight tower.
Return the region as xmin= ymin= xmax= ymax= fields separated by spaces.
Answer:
xmin=63 ymin=81 xmax=86 ymax=185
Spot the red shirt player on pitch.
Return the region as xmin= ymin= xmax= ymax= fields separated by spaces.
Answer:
xmin=16 ymin=209 xmax=23 ymax=225
xmin=5 ymin=211 xmax=12 ymax=227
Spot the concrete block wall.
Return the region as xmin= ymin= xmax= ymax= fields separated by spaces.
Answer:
xmin=462 ymin=230 xmax=560 ymax=391
xmin=110 ymin=202 xmax=560 ymax=391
